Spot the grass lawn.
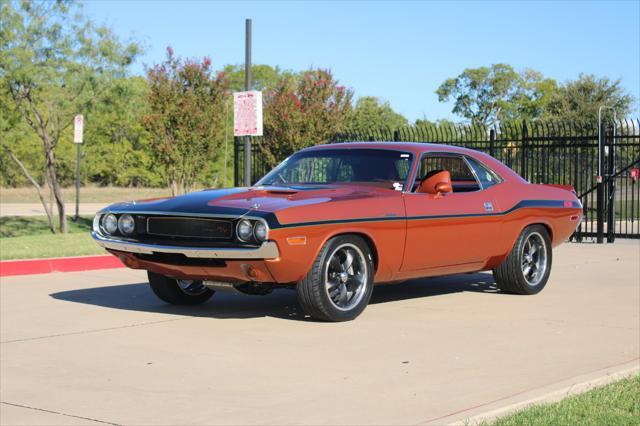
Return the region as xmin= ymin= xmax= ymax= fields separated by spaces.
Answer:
xmin=0 ymin=216 xmax=104 ymax=260
xmin=490 ymin=374 xmax=640 ymax=425
xmin=0 ymin=185 xmax=175 ymax=204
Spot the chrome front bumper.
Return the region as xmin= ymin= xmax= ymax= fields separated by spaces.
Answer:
xmin=92 ymin=232 xmax=280 ymax=259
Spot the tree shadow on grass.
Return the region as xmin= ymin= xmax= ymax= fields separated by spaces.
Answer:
xmin=50 ymin=272 xmax=501 ymax=322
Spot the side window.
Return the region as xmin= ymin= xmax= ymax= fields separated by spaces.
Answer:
xmin=415 ymin=154 xmax=480 ymax=193
xmin=332 ymin=158 xmax=354 ymax=182
xmin=466 ymin=157 xmax=502 ymax=189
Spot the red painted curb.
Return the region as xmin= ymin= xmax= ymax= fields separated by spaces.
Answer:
xmin=0 ymin=255 xmax=124 ymax=277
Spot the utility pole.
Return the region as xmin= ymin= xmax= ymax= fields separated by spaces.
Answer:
xmin=243 ymin=18 xmax=252 ymax=186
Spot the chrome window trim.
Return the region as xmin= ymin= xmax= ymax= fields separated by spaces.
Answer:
xmin=92 ymin=232 xmax=279 ymax=259
xmin=462 ymin=155 xmax=485 ymax=190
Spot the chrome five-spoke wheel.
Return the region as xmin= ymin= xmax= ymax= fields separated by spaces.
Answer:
xmin=521 ymin=232 xmax=548 ymax=286
xmin=493 ymin=224 xmax=553 ymax=295
xmin=148 ymin=272 xmax=215 ymax=305
xmin=177 ymin=279 xmax=208 ymax=296
xmin=297 ymin=235 xmax=375 ymax=321
xmin=325 ymin=243 xmax=368 ymax=311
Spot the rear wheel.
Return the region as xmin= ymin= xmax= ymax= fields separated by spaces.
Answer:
xmin=147 ymin=271 xmax=215 ymax=305
xmin=493 ymin=225 xmax=552 ymax=295
xmin=297 ymin=235 xmax=374 ymax=322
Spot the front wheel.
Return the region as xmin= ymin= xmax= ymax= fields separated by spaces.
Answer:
xmin=297 ymin=235 xmax=375 ymax=322
xmin=147 ymin=271 xmax=215 ymax=305
xmin=493 ymin=225 xmax=553 ymax=295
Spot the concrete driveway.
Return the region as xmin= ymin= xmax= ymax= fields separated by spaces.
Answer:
xmin=1 ymin=241 xmax=638 ymax=425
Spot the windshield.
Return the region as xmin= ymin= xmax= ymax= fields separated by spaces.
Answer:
xmin=257 ymin=148 xmax=414 ymax=189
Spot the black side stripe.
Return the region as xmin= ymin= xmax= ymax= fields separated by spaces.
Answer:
xmin=269 ymin=199 xmax=580 ymax=230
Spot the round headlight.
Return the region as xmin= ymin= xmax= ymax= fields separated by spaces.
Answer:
xmin=253 ymin=221 xmax=268 ymax=242
xmin=118 ymin=214 xmax=135 ymax=235
xmin=236 ymin=219 xmax=253 ymax=242
xmin=103 ymin=214 xmax=118 ymax=235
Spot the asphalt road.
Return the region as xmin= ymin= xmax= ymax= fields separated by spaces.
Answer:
xmin=1 ymin=241 xmax=639 ymax=425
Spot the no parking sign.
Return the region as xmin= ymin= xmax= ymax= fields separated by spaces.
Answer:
xmin=233 ymin=91 xmax=263 ymax=137
xmin=73 ymin=115 xmax=84 ymax=143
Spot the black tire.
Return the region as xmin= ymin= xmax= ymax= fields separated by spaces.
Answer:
xmin=493 ymin=225 xmax=553 ymax=295
xmin=147 ymin=271 xmax=214 ymax=305
xmin=297 ymin=235 xmax=375 ymax=322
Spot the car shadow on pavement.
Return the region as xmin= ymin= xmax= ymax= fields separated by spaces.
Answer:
xmin=50 ymin=272 xmax=499 ymax=322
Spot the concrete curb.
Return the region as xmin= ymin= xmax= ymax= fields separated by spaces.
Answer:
xmin=0 ymin=254 xmax=123 ymax=277
xmin=428 ymin=359 xmax=640 ymax=425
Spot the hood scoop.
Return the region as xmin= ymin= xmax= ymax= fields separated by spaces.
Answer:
xmin=251 ymin=186 xmax=300 ymax=195
xmin=265 ymin=189 xmax=299 ymax=194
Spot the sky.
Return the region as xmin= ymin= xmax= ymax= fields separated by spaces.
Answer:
xmin=84 ymin=0 xmax=640 ymax=122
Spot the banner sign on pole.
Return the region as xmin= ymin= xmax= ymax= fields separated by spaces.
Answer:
xmin=233 ymin=91 xmax=263 ymax=136
xmin=74 ymin=115 xmax=84 ymax=143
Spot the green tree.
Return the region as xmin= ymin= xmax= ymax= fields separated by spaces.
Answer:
xmin=222 ymin=64 xmax=292 ymax=92
xmin=545 ymin=74 xmax=634 ymax=124
xmin=346 ymin=96 xmax=408 ymax=133
xmin=261 ymin=69 xmax=353 ymax=168
xmin=0 ymin=0 xmax=141 ymax=233
xmin=84 ymin=76 xmax=159 ymax=187
xmin=436 ymin=64 xmax=556 ymax=126
xmin=511 ymin=70 xmax=557 ymax=121
xmin=145 ymin=48 xmax=227 ymax=195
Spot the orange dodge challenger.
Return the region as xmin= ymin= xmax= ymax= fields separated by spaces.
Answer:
xmin=93 ymin=142 xmax=582 ymax=321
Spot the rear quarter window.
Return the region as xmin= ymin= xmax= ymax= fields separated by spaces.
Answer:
xmin=466 ymin=157 xmax=502 ymax=189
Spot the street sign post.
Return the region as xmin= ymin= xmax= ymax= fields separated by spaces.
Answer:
xmin=242 ymin=18 xmax=252 ymax=187
xmin=73 ymin=114 xmax=83 ymax=221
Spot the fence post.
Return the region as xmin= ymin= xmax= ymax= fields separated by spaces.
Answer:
xmin=521 ymin=121 xmax=528 ymax=180
xmin=596 ymin=121 xmax=605 ymax=243
xmin=489 ymin=129 xmax=495 ymax=157
xmin=606 ymin=123 xmax=616 ymax=243
xmin=393 ymin=129 xmax=401 ymax=142
xmin=573 ymin=150 xmax=583 ymax=240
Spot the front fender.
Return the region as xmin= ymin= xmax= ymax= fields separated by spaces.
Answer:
xmin=265 ymin=219 xmax=405 ymax=284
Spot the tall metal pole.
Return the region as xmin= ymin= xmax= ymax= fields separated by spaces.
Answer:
xmin=243 ymin=18 xmax=252 ymax=186
xmin=596 ymin=121 xmax=605 ymax=243
xmin=224 ymin=98 xmax=229 ymax=187
xmin=74 ymin=143 xmax=81 ymax=221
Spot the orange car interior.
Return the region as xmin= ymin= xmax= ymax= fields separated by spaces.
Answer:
xmin=414 ymin=155 xmax=481 ymax=193
xmin=416 ymin=170 xmax=453 ymax=194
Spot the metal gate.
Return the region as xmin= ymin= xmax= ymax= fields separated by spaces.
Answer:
xmin=592 ymin=121 xmax=640 ymax=241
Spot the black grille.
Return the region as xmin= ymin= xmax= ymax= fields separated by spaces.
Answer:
xmin=146 ymin=217 xmax=233 ymax=239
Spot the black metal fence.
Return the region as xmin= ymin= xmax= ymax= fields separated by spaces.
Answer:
xmin=235 ymin=120 xmax=640 ymax=241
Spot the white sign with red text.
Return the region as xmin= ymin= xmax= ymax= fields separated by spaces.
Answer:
xmin=73 ymin=114 xmax=84 ymax=143
xmin=233 ymin=91 xmax=263 ymax=137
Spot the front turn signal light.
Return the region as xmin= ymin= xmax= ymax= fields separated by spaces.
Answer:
xmin=286 ymin=236 xmax=307 ymax=246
